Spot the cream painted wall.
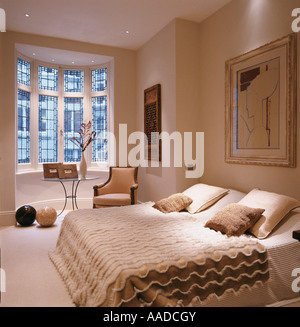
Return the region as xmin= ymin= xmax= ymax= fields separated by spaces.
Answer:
xmin=175 ymin=19 xmax=202 ymax=193
xmin=0 ymin=33 xmax=12 ymax=223
xmin=0 ymin=32 xmax=16 ymax=225
xmin=136 ymin=20 xmax=177 ymax=202
xmin=197 ymin=0 xmax=300 ymax=199
xmin=136 ymin=19 xmax=204 ymax=202
xmin=136 ymin=0 xmax=300 ymax=202
xmin=0 ymin=31 xmax=136 ymax=225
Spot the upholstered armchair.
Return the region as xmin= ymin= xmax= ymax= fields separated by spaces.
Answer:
xmin=93 ymin=166 xmax=138 ymax=208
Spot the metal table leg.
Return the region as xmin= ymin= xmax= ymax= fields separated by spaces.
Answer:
xmin=58 ymin=181 xmax=68 ymax=216
xmin=74 ymin=180 xmax=80 ymax=209
xmin=58 ymin=180 xmax=80 ymax=215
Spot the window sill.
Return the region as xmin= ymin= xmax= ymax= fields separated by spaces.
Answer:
xmin=16 ymin=169 xmax=44 ymax=175
xmin=16 ymin=167 xmax=109 ymax=176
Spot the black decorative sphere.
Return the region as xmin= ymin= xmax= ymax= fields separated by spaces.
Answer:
xmin=15 ymin=205 xmax=36 ymax=226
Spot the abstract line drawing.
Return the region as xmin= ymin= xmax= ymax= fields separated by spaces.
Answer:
xmin=237 ymin=58 xmax=280 ymax=150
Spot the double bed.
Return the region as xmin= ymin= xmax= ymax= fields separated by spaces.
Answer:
xmin=49 ymin=185 xmax=300 ymax=307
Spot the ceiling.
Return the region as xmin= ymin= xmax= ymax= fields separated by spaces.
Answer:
xmin=15 ymin=43 xmax=114 ymax=66
xmin=1 ymin=0 xmax=231 ymax=50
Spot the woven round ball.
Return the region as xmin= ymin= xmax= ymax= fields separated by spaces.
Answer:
xmin=36 ymin=206 xmax=57 ymax=227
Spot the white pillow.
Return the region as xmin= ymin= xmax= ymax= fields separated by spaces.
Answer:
xmin=238 ymin=188 xmax=300 ymax=239
xmin=182 ymin=183 xmax=229 ymax=214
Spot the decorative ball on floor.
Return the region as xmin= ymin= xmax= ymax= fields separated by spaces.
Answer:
xmin=36 ymin=206 xmax=57 ymax=227
xmin=15 ymin=205 xmax=36 ymax=227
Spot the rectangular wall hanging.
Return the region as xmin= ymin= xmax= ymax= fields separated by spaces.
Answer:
xmin=225 ymin=33 xmax=297 ymax=167
xmin=144 ymin=84 xmax=161 ymax=161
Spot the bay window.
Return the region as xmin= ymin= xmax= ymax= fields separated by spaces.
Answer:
xmin=16 ymin=54 xmax=110 ymax=172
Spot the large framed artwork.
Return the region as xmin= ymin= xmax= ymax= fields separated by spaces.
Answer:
xmin=225 ymin=33 xmax=297 ymax=167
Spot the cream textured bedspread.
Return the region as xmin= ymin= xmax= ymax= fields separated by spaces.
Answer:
xmin=49 ymin=203 xmax=269 ymax=307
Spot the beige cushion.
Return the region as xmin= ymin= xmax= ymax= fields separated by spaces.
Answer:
xmin=153 ymin=193 xmax=193 ymax=213
xmin=93 ymin=193 xmax=131 ymax=206
xmin=205 ymin=203 xmax=265 ymax=237
xmin=238 ymin=188 xmax=300 ymax=239
xmin=182 ymin=183 xmax=229 ymax=214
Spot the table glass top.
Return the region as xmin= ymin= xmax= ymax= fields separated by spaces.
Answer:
xmin=41 ymin=175 xmax=100 ymax=182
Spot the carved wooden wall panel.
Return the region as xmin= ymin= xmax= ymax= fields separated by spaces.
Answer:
xmin=144 ymin=84 xmax=161 ymax=161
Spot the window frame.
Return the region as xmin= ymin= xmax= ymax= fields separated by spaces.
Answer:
xmin=16 ymin=52 xmax=111 ymax=173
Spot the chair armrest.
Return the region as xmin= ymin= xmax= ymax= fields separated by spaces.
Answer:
xmin=93 ymin=183 xmax=105 ymax=190
xmin=93 ymin=181 xmax=110 ymax=196
xmin=130 ymin=183 xmax=138 ymax=191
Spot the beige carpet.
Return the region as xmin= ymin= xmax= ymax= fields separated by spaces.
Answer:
xmin=0 ymin=212 xmax=74 ymax=307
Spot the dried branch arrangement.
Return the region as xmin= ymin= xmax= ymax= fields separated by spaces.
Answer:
xmin=70 ymin=121 xmax=96 ymax=152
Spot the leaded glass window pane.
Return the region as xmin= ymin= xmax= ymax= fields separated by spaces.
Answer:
xmin=17 ymin=58 xmax=31 ymax=86
xmin=17 ymin=89 xmax=30 ymax=163
xmin=64 ymin=70 xmax=84 ymax=92
xmin=38 ymin=95 xmax=58 ymax=163
xmin=92 ymin=96 xmax=107 ymax=162
xmin=64 ymin=97 xmax=83 ymax=162
xmin=91 ymin=68 xmax=107 ymax=92
xmin=38 ymin=66 xmax=58 ymax=91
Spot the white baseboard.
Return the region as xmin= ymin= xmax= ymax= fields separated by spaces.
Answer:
xmin=25 ymin=198 xmax=93 ymax=211
xmin=1 ymin=198 xmax=94 ymax=226
xmin=0 ymin=211 xmax=16 ymax=226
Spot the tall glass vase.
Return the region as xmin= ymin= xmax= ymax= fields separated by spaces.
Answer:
xmin=79 ymin=151 xmax=87 ymax=179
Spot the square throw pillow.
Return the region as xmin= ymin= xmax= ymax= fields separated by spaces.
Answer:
xmin=204 ymin=203 xmax=265 ymax=237
xmin=238 ymin=188 xmax=300 ymax=239
xmin=152 ymin=193 xmax=193 ymax=213
xmin=182 ymin=183 xmax=229 ymax=214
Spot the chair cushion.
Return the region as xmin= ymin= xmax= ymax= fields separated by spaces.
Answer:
xmin=93 ymin=193 xmax=131 ymax=206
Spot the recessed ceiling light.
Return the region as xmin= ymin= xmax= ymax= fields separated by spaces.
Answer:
xmin=32 ymin=52 xmax=36 ymax=56
xmin=51 ymin=59 xmax=55 ymax=62
xmin=24 ymin=13 xmax=30 ymax=17
xmin=72 ymin=61 xmax=75 ymax=64
xmin=91 ymin=60 xmax=95 ymax=63
xmin=125 ymin=30 xmax=130 ymax=34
